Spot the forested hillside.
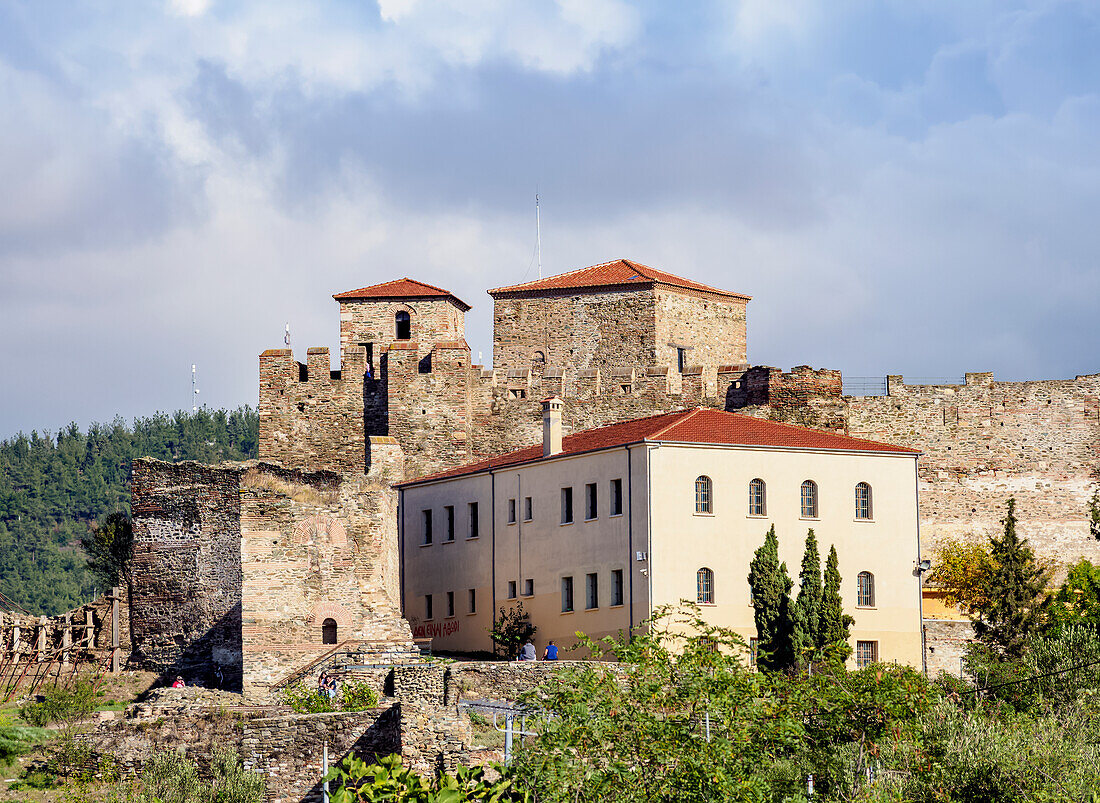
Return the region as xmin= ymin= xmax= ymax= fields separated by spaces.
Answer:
xmin=0 ymin=408 xmax=258 ymax=616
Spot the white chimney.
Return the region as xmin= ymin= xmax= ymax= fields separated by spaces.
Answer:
xmin=542 ymin=396 xmax=563 ymax=457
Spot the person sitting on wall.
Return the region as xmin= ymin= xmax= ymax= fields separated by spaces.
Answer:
xmin=543 ymin=640 xmax=558 ymax=661
xmin=520 ymin=640 xmax=537 ymax=661
xmin=171 ymin=675 xmax=185 ymax=689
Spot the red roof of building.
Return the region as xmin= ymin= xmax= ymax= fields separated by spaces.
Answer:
xmin=397 ymin=408 xmax=918 ymax=487
xmin=488 ymin=259 xmax=751 ymax=301
xmin=333 ymin=278 xmax=471 ymax=311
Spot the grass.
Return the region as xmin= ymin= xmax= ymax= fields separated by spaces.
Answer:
xmin=241 ymin=469 xmax=339 ymax=504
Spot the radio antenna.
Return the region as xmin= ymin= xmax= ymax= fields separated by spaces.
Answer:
xmin=536 ymin=193 xmax=542 ymax=280
xmin=191 ymin=364 xmax=200 ymax=412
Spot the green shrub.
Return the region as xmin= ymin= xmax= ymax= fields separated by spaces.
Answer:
xmin=128 ymin=746 xmax=264 ymax=803
xmin=280 ymin=682 xmax=335 ymax=714
xmin=340 ymin=679 xmax=379 ymax=711
xmin=326 ymin=753 xmax=529 ymax=802
xmin=20 ymin=680 xmax=98 ymax=727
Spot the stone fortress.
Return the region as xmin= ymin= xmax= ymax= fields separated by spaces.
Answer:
xmin=131 ymin=258 xmax=1100 ymax=690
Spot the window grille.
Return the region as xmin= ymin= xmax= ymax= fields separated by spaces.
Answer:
xmin=857 ymin=571 xmax=875 ymax=607
xmin=855 ymin=482 xmax=873 ymax=519
xmin=697 ymin=567 xmax=714 ymax=604
xmin=748 ymin=478 xmax=767 ymax=516
xmin=695 ymin=476 xmax=713 ymax=514
xmin=800 ymin=480 xmax=818 ymax=518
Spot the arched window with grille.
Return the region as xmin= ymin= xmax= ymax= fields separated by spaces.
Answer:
xmin=748 ymin=478 xmax=767 ymax=516
xmin=321 ymin=617 xmax=338 ymax=644
xmin=395 ymin=311 xmax=411 ymax=340
xmin=857 ymin=572 xmax=875 ymax=607
xmin=800 ymin=480 xmax=818 ymax=518
xmin=531 ymin=350 xmax=546 ymax=365
xmin=855 ymin=482 xmax=873 ymax=519
xmin=697 ymin=567 xmax=715 ymax=604
xmin=695 ymin=476 xmax=713 ymax=514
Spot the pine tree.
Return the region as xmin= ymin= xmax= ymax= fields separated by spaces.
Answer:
xmin=974 ymin=498 xmax=1050 ymax=657
xmin=748 ymin=525 xmax=794 ymax=671
xmin=818 ymin=545 xmax=853 ymax=661
xmin=791 ymin=529 xmax=823 ymax=668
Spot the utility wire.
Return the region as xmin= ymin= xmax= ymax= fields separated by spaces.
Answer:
xmin=957 ymin=656 xmax=1100 ymax=696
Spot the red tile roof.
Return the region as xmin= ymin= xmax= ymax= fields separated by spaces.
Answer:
xmin=397 ymin=408 xmax=918 ymax=487
xmin=333 ymin=278 xmax=471 ymax=311
xmin=488 ymin=259 xmax=750 ymax=301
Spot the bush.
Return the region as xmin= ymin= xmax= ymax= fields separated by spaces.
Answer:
xmin=326 ymin=753 xmax=528 ymax=802
xmin=340 ymin=679 xmax=379 ymax=711
xmin=128 ymin=746 xmax=265 ymax=803
xmin=20 ymin=680 xmax=98 ymax=727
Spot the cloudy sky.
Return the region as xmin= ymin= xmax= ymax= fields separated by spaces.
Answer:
xmin=2 ymin=1 xmax=1098 ymax=438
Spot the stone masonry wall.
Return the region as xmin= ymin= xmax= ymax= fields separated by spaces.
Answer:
xmin=130 ymin=459 xmax=243 ymax=687
xmin=653 ymin=287 xmax=748 ymax=397
xmin=339 ymin=297 xmax=466 ymax=366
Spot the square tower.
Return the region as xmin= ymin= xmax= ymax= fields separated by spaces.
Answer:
xmin=334 ymin=278 xmax=472 ymax=371
xmin=488 ymin=259 xmax=751 ymax=376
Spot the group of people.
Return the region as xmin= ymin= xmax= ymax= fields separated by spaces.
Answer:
xmin=317 ymin=671 xmax=338 ymax=700
xmin=518 ymin=639 xmax=557 ymax=661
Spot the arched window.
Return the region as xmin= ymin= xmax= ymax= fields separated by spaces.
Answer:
xmin=857 ymin=572 xmax=875 ymax=607
xmin=748 ymin=478 xmax=767 ymax=516
xmin=697 ymin=567 xmax=714 ymax=604
xmin=531 ymin=350 xmax=546 ymax=365
xmin=800 ymin=480 xmax=818 ymax=518
xmin=855 ymin=482 xmax=873 ymax=519
xmin=395 ymin=311 xmax=411 ymax=340
xmin=694 ymin=476 xmax=713 ymax=514
xmin=321 ymin=618 xmax=338 ymax=644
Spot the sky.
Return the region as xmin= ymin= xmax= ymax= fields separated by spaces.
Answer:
xmin=2 ymin=0 xmax=1099 ymax=439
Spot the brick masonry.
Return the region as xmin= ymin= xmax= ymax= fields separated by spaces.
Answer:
xmin=130 ymin=458 xmax=414 ymax=695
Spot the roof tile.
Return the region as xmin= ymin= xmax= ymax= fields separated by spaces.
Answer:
xmin=398 ymin=408 xmax=917 ymax=486
xmin=488 ymin=259 xmax=750 ymax=301
xmin=333 ymin=278 xmax=471 ymax=310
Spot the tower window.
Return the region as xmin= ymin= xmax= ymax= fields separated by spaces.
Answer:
xmin=677 ymin=347 xmax=686 ymax=373
xmin=321 ymin=618 xmax=338 ymax=645
xmin=532 ymin=350 xmax=546 ymax=365
xmin=395 ymin=311 xmax=411 ymax=340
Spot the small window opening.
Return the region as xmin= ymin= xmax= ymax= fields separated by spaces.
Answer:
xmin=322 ymin=618 xmax=338 ymax=644
xmin=395 ymin=311 xmax=411 ymax=340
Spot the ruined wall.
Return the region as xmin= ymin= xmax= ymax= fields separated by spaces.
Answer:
xmin=339 ymin=297 xmax=466 ymax=366
xmin=130 ymin=460 xmax=243 ymax=686
xmin=130 ymin=457 xmax=414 ymax=695
xmin=239 ymin=459 xmax=415 ymax=697
xmin=846 ymin=373 xmax=1100 ymax=574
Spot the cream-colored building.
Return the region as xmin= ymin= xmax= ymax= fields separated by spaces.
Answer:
xmin=396 ymin=399 xmax=923 ymax=669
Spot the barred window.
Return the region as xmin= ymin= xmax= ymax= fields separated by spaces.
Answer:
xmin=697 ymin=567 xmax=715 ymax=605
xmin=800 ymin=480 xmax=818 ymax=518
xmin=695 ymin=476 xmax=713 ymax=514
xmin=855 ymin=482 xmax=873 ymax=519
xmin=748 ymin=478 xmax=767 ymax=516
xmin=857 ymin=571 xmax=875 ymax=607
xmin=856 ymin=640 xmax=878 ymax=668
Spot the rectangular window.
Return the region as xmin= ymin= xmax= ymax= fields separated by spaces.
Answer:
xmin=468 ymin=502 xmax=479 ymax=538
xmin=610 ymin=478 xmax=623 ymax=516
xmin=585 ymin=483 xmax=598 ymax=520
xmin=508 ymin=499 xmax=517 ymax=524
xmin=507 ymin=581 xmax=517 ymax=600
xmin=677 ymin=347 xmax=686 ymax=373
xmin=468 ymin=588 xmax=476 ymax=614
xmin=444 ymin=506 xmax=455 ymax=542
xmin=585 ymin=573 xmax=598 ymax=610
xmin=561 ymin=576 xmax=574 ymax=612
xmin=524 ymin=496 xmax=533 ymax=521
xmin=856 ymin=640 xmax=878 ymax=668
xmin=561 ymin=487 xmax=574 ymax=524
xmin=425 ymin=594 xmax=433 ymax=620
xmin=421 ymin=510 xmax=433 ymax=545
xmin=446 ymin=591 xmax=455 ymax=618
xmin=611 ymin=569 xmax=624 ymax=606
xmin=523 ymin=579 xmax=534 ymax=597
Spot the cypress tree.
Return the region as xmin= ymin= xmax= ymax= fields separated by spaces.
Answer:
xmin=748 ymin=525 xmax=794 ymax=670
xmin=819 ymin=545 xmax=853 ymax=661
xmin=791 ymin=529 xmax=823 ymax=668
xmin=974 ymin=498 xmax=1050 ymax=657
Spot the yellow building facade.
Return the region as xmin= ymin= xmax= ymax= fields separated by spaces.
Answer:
xmin=397 ymin=401 xmax=923 ymax=669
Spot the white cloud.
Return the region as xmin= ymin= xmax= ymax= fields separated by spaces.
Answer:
xmin=168 ymin=0 xmax=213 ymax=17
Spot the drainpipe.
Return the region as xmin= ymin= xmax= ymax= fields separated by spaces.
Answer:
xmin=915 ymin=457 xmax=927 ymax=676
xmin=645 ymin=444 xmax=657 ymax=625
xmin=626 ymin=445 xmax=634 ymax=635
xmin=491 ymin=470 xmax=497 ymax=644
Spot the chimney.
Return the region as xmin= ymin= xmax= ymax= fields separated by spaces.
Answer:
xmin=542 ymin=396 xmax=563 ymax=457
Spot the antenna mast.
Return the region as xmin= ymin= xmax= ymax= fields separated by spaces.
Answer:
xmin=536 ymin=193 xmax=542 ymax=280
xmin=191 ymin=364 xmax=200 ymax=412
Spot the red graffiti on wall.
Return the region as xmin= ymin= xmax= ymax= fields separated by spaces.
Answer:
xmin=413 ymin=620 xmax=461 ymax=639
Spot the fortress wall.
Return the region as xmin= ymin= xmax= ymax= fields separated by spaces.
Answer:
xmin=339 ymin=297 xmax=465 ymax=364
xmin=491 ymin=288 xmax=659 ymax=372
xmin=239 ymin=461 xmax=414 ymax=697
xmin=129 ymin=459 xmax=243 ymax=685
xmin=845 ymin=373 xmax=1100 ymax=573
xmin=653 ymin=288 xmax=748 ymax=396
